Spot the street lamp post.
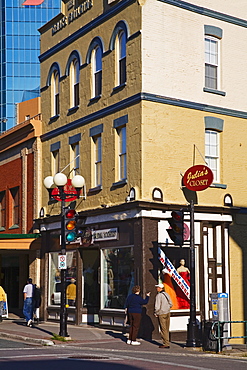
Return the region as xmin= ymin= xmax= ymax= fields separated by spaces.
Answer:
xmin=44 ymin=172 xmax=85 ymax=338
xmin=186 ymin=199 xmax=201 ymax=347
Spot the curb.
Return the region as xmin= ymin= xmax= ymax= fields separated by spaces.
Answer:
xmin=0 ymin=331 xmax=54 ymax=346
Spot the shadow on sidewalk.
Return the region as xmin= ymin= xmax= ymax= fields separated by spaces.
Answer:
xmin=105 ymin=330 xmax=127 ymax=343
xmin=13 ymin=320 xmax=54 ymax=336
xmin=105 ymin=330 xmax=167 ymax=348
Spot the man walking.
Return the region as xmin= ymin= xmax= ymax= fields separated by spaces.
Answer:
xmin=154 ymin=283 xmax=173 ymax=348
xmin=23 ymin=278 xmax=34 ymax=327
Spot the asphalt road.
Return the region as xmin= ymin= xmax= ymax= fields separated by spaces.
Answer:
xmin=0 ymin=339 xmax=246 ymax=370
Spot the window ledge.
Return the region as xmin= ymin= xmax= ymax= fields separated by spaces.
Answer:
xmin=9 ymin=224 xmax=19 ymax=230
xmin=89 ymin=95 xmax=101 ymax=104
xmin=49 ymin=114 xmax=60 ymax=122
xmin=88 ymin=185 xmax=102 ymax=193
xmin=112 ymin=179 xmax=127 ymax=188
xmin=210 ymin=183 xmax=227 ymax=189
xmin=203 ymin=87 xmax=226 ymax=96
xmin=68 ymin=105 xmax=79 ymax=113
xmin=113 ymin=82 xmax=126 ymax=92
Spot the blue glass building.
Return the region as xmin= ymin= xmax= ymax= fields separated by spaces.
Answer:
xmin=0 ymin=0 xmax=60 ymax=132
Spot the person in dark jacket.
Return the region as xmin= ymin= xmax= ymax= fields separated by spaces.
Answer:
xmin=125 ymin=285 xmax=150 ymax=345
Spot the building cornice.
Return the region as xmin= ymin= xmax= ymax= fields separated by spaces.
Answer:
xmin=41 ymin=92 xmax=247 ymax=142
xmin=158 ymin=0 xmax=247 ymax=28
xmin=39 ymin=0 xmax=136 ymax=63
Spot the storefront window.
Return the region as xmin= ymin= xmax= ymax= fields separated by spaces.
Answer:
xmin=159 ymin=247 xmax=194 ymax=310
xmin=101 ymin=247 xmax=134 ymax=309
xmin=48 ymin=251 xmax=77 ymax=306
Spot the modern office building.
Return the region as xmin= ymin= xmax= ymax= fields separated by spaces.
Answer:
xmin=0 ymin=0 xmax=61 ymax=132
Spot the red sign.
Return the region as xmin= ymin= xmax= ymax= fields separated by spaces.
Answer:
xmin=22 ymin=0 xmax=44 ymax=5
xmin=183 ymin=165 xmax=213 ymax=191
xmin=51 ymin=179 xmax=78 ymax=202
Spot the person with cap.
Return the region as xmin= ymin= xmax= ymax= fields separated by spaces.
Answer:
xmin=66 ymin=278 xmax=76 ymax=306
xmin=154 ymin=283 xmax=173 ymax=348
xmin=125 ymin=285 xmax=151 ymax=345
xmin=23 ymin=278 xmax=34 ymax=327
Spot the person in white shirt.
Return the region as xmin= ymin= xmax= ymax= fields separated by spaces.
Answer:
xmin=23 ymin=278 xmax=34 ymax=327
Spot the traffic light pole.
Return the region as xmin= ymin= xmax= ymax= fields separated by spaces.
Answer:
xmin=59 ymin=188 xmax=68 ymax=338
xmin=186 ymin=199 xmax=201 ymax=347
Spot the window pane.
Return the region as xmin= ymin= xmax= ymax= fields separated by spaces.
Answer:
xmin=102 ymin=247 xmax=134 ymax=309
xmin=205 ymin=130 xmax=219 ymax=182
xmin=95 ymin=47 xmax=102 ymax=72
xmin=49 ymin=251 xmax=77 ymax=306
xmin=205 ymin=64 xmax=217 ymax=89
xmin=95 ymin=70 xmax=102 ymax=96
xmin=119 ymin=126 xmax=126 ymax=180
xmin=0 ymin=191 xmax=6 ymax=228
xmin=120 ymin=32 xmax=126 ymax=59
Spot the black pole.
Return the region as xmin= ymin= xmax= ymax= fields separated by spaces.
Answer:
xmin=186 ymin=199 xmax=201 ymax=347
xmin=59 ymin=190 xmax=68 ymax=337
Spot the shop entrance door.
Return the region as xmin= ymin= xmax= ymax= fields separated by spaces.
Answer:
xmin=203 ymin=223 xmax=228 ymax=320
xmin=1 ymin=255 xmax=20 ymax=309
xmin=82 ymin=249 xmax=100 ymax=310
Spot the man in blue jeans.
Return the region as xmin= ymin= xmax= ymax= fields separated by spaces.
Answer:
xmin=23 ymin=278 xmax=34 ymax=327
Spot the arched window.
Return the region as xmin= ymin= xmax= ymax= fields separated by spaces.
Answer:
xmin=92 ymin=46 xmax=102 ymax=97
xmin=51 ymin=70 xmax=60 ymax=117
xmin=116 ymin=30 xmax=126 ymax=86
xmin=70 ymin=59 xmax=80 ymax=108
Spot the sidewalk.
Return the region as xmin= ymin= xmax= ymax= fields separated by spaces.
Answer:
xmin=0 ymin=314 xmax=247 ymax=357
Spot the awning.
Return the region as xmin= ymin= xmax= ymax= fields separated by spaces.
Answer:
xmin=0 ymin=234 xmax=41 ymax=250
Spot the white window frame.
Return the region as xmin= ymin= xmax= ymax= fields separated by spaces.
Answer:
xmin=205 ymin=36 xmax=220 ymax=90
xmin=92 ymin=46 xmax=102 ymax=98
xmin=205 ymin=130 xmax=219 ymax=182
xmin=51 ymin=70 xmax=59 ymax=116
xmin=117 ymin=125 xmax=127 ymax=180
xmin=70 ymin=142 xmax=80 ymax=176
xmin=93 ymin=134 xmax=102 ymax=187
xmin=70 ymin=59 xmax=79 ymax=108
xmin=115 ymin=30 xmax=126 ymax=86
xmin=51 ymin=149 xmax=60 ymax=176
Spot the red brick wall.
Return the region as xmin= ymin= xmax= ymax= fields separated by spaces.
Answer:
xmin=0 ymin=153 xmax=34 ymax=234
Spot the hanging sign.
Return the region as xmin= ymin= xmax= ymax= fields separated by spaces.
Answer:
xmin=183 ymin=165 xmax=213 ymax=191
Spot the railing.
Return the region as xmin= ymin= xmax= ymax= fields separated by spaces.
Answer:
xmin=210 ymin=320 xmax=247 ymax=352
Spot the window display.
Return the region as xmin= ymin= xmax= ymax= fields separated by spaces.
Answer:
xmin=49 ymin=251 xmax=77 ymax=306
xmin=102 ymin=247 xmax=134 ymax=309
xmin=159 ymin=247 xmax=192 ymax=310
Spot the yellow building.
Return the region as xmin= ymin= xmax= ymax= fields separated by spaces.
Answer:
xmin=38 ymin=0 xmax=247 ymax=344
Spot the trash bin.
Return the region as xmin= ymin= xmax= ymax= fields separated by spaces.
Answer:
xmin=202 ymin=321 xmax=221 ymax=351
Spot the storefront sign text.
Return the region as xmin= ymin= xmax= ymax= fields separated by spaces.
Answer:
xmin=52 ymin=0 xmax=93 ymax=35
xmin=183 ymin=164 xmax=213 ymax=192
xmin=93 ymin=228 xmax=118 ymax=241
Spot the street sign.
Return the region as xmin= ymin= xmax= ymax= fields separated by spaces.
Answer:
xmin=58 ymin=255 xmax=67 ymax=270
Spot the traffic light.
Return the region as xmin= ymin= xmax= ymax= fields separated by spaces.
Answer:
xmin=167 ymin=211 xmax=184 ymax=246
xmin=65 ymin=208 xmax=77 ymax=243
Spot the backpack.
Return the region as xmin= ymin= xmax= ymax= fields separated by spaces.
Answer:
xmin=33 ymin=285 xmax=41 ymax=308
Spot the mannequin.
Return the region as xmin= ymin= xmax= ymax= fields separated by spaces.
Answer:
xmin=176 ymin=259 xmax=190 ymax=309
xmin=177 ymin=259 xmax=190 ymax=274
